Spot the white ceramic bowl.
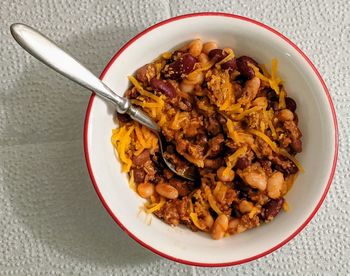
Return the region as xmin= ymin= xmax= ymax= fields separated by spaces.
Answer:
xmin=84 ymin=13 xmax=338 ymax=266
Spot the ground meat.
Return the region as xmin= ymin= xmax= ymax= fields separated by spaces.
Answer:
xmin=204 ymin=158 xmax=223 ymax=169
xmin=187 ymin=143 xmax=205 ymax=160
xmin=178 ymin=99 xmax=193 ymax=111
xmin=155 ymin=197 xmax=190 ymax=226
xmin=283 ymin=120 xmax=302 ymax=153
xmin=163 ymin=168 xmax=174 ymax=179
xmin=240 ymin=214 xmax=260 ymax=229
xmin=270 ymin=154 xmax=298 ymax=175
xmin=217 ymin=188 xmax=238 ymax=215
xmin=257 ymin=138 xmax=273 ymax=157
xmin=205 ymin=116 xmax=222 ymax=136
xmin=169 ymin=178 xmax=195 ymax=196
xmin=208 ymin=134 xmax=224 ymax=158
xmin=155 ymin=200 xmax=180 ymax=225
xmin=143 ymin=160 xmax=156 ymax=181
xmin=125 ymin=87 xmax=139 ymax=99
xmin=184 ymin=117 xmax=203 ymax=137
xmin=133 ymin=168 xmax=145 ymax=184
xmin=162 ymin=128 xmax=176 ymax=142
xmin=163 ymin=149 xmax=192 ymax=175
xmin=132 ymin=150 xmax=150 ymax=166
xmin=260 ymin=159 xmax=273 ymax=176
xmin=238 ymin=77 xmax=261 ymax=105
xmin=278 ymin=135 xmax=292 ymax=148
xmin=246 ymin=112 xmax=260 ymax=129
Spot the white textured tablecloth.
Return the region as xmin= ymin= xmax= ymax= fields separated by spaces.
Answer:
xmin=1 ymin=0 xmax=349 ymax=275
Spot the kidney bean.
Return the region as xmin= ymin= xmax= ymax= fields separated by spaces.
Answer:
xmin=262 ymin=198 xmax=284 ymax=221
xmin=208 ymin=48 xmax=226 ymax=60
xmin=150 ymin=78 xmax=177 ymax=98
xmin=208 ymin=48 xmax=236 ymax=70
xmin=132 ymin=150 xmax=150 ymax=166
xmin=221 ymin=58 xmax=237 ymax=70
xmin=292 ymin=139 xmax=302 ymax=153
xmin=236 ymin=56 xmax=258 ymax=79
xmin=133 ymin=168 xmax=145 ymax=184
xmin=266 ymin=88 xmax=278 ymax=101
xmin=285 ymin=97 xmax=297 ymax=112
xmin=162 ymin=53 xmax=197 ymax=79
xmin=235 ymin=157 xmax=251 ymax=170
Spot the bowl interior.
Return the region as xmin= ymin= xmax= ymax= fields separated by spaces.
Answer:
xmin=85 ymin=14 xmax=336 ymax=265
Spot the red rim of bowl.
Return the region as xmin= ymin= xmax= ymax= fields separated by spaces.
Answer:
xmin=83 ymin=12 xmax=339 ymax=267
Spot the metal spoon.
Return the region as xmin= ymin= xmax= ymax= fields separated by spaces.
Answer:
xmin=10 ymin=23 xmax=197 ymax=181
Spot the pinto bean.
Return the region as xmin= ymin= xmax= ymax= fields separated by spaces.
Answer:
xmin=155 ymin=183 xmax=179 ymax=199
xmin=285 ymin=97 xmax=297 ymax=112
xmin=137 ymin=182 xmax=154 ymax=198
xmin=150 ymin=78 xmax=177 ymax=98
xmin=162 ymin=53 xmax=197 ymax=79
xmin=188 ymin=39 xmax=203 ymax=57
xmin=277 ymin=109 xmax=294 ymax=121
xmin=241 ymin=171 xmax=267 ymax=191
xmin=262 ymin=198 xmax=284 ymax=221
xmin=204 ymin=214 xmax=214 ymax=229
xmin=198 ymin=53 xmax=209 ymax=66
xmin=217 ymin=167 xmax=235 ymax=182
xmin=202 ymin=41 xmax=218 ymax=55
xmin=236 ymin=56 xmax=258 ymax=79
xmin=267 ymin=171 xmax=284 ymax=199
xmin=211 ymin=214 xmax=229 ymax=240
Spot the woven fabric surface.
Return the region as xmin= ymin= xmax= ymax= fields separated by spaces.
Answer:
xmin=0 ymin=0 xmax=349 ymax=275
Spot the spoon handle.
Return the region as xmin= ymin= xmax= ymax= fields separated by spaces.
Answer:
xmin=10 ymin=23 xmax=160 ymax=132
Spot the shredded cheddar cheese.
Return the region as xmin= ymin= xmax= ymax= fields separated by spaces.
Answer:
xmin=145 ymin=197 xmax=165 ymax=213
xmin=278 ymin=89 xmax=286 ymax=109
xmin=128 ymin=76 xmax=164 ymax=107
xmin=190 ymin=213 xmax=206 ymax=230
xmin=204 ymin=186 xmax=222 ymax=215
